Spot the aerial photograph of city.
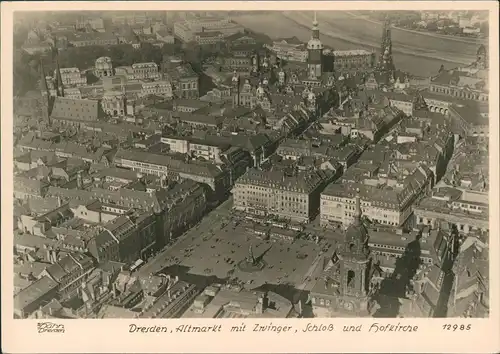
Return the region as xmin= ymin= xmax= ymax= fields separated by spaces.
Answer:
xmin=12 ymin=9 xmax=489 ymax=319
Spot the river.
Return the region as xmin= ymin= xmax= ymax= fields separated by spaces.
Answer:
xmin=233 ymin=12 xmax=485 ymax=77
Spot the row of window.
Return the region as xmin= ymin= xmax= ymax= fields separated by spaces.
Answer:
xmin=431 ymin=85 xmax=487 ymax=101
xmin=181 ymin=82 xmax=198 ymax=90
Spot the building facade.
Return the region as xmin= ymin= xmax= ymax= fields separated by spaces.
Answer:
xmin=232 ymin=168 xmax=329 ymax=223
xmin=132 ymin=62 xmax=161 ymax=80
xmin=320 ymin=166 xmax=432 ymax=228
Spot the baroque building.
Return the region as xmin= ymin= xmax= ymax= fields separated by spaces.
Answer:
xmin=307 ymin=12 xmax=323 ymax=80
xmin=309 ymin=189 xmax=378 ymax=317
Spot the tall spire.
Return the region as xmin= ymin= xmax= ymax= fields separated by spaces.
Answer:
xmin=39 ymin=60 xmax=49 ymax=95
xmin=312 ymin=11 xmax=319 ymax=39
xmin=55 ymin=56 xmax=64 ymax=97
xmin=353 ymin=188 xmax=362 ymax=226
xmin=379 ymin=15 xmax=394 ymax=72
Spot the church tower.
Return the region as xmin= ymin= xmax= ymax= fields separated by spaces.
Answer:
xmin=54 ymin=57 xmax=65 ymax=97
xmin=379 ymin=16 xmax=395 ymax=72
xmin=476 ymin=45 xmax=487 ymax=69
xmin=231 ymin=70 xmax=240 ymax=107
xmin=39 ymin=61 xmax=53 ymax=124
xmin=307 ymin=11 xmax=323 ymax=80
xmin=336 ymin=188 xmax=373 ymax=315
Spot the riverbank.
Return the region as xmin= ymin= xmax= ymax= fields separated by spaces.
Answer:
xmin=284 ymin=11 xmax=475 ymax=65
xmin=344 ymin=11 xmax=487 ymax=46
xmin=233 ymin=12 xmax=476 ymax=77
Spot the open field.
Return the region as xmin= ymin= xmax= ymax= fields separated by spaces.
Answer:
xmin=233 ymin=11 xmax=486 ymax=77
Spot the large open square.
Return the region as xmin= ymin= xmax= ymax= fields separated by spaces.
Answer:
xmin=159 ymin=218 xmax=326 ymax=290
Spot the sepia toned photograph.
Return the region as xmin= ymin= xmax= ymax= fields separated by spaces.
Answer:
xmin=9 ymin=6 xmax=491 ymax=324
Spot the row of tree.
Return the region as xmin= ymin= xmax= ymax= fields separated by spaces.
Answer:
xmin=13 ymin=41 xmax=185 ymax=96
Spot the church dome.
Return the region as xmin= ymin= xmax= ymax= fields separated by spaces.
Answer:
xmin=345 ymin=223 xmax=369 ymax=244
xmin=95 ymin=56 xmax=113 ymax=70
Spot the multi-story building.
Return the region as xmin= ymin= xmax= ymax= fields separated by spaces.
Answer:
xmin=172 ymin=98 xmax=210 ymax=113
xmin=448 ymin=237 xmax=489 ymax=317
xmin=160 ymin=179 xmax=208 ymax=243
xmin=156 ymin=30 xmax=175 ymax=44
xmin=131 ymin=62 xmax=161 ymax=80
xmin=66 ymin=32 xmax=119 ymax=47
xmin=232 ymin=167 xmax=330 ymax=223
xmin=160 ymin=135 xmax=230 ymax=164
xmin=266 ymin=38 xmax=308 ymax=63
xmin=76 ymin=16 xmax=105 ymax=32
xmin=162 ymin=56 xmax=199 ymax=99
xmin=54 ymin=67 xmax=87 ymax=87
xmin=324 ymin=49 xmax=375 ymax=73
xmin=414 ymin=188 xmax=488 ymax=235
xmin=383 ymin=91 xmax=415 ymax=116
xmin=113 ymin=149 xmax=232 ymax=198
xmin=429 ymin=46 xmax=488 ymax=102
xmin=320 ymin=165 xmax=433 ymax=228
xmin=193 ymin=30 xmax=225 ymax=45
xmin=87 ymin=211 xmax=157 ymax=264
xmin=448 ymin=101 xmax=489 ymax=137
xmin=14 ymin=276 xmax=59 ymax=318
xmin=182 ymin=286 xmax=295 ymax=318
xmin=138 ymin=276 xmax=200 ymax=319
xmin=140 ymin=80 xmax=173 ymax=97
xmin=38 ymin=253 xmax=95 ymax=301
xmin=173 ymin=17 xmax=244 ymax=43
xmin=217 ymin=55 xmax=253 ymax=74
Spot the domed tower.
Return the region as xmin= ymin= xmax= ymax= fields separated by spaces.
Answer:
xmin=336 ymin=188 xmax=373 ymax=315
xmin=95 ymin=57 xmax=114 ymax=78
xmin=476 ymin=45 xmax=487 ymax=69
xmin=307 ymin=11 xmax=323 ymax=80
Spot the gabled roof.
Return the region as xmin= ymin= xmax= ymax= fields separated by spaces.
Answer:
xmin=50 ymin=97 xmax=104 ymax=122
